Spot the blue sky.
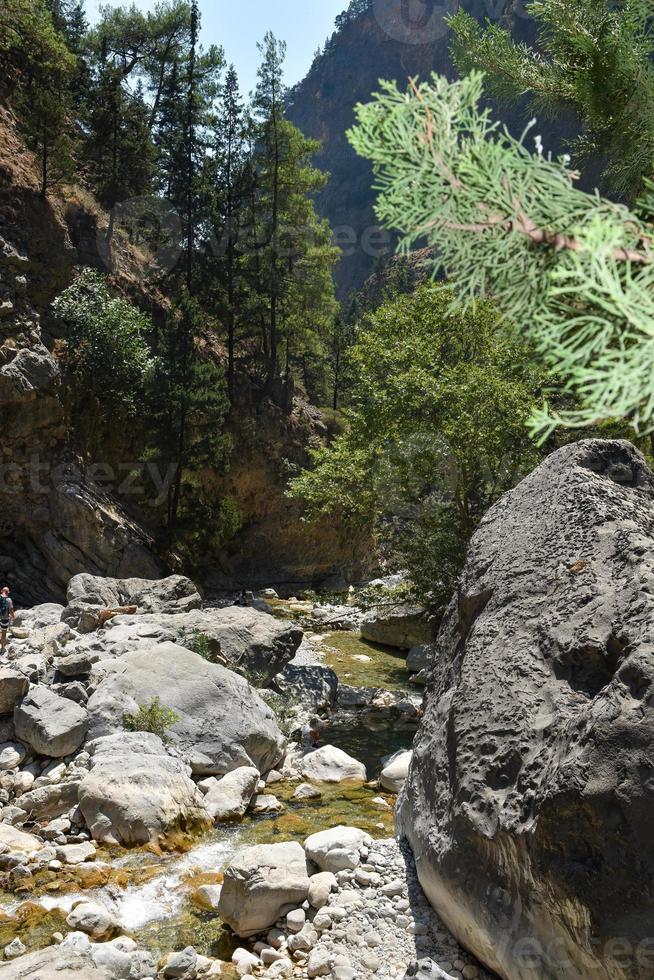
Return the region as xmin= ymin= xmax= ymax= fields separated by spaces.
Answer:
xmin=87 ymin=1 xmax=348 ymax=97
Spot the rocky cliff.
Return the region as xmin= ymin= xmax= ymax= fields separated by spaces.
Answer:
xmin=398 ymin=440 xmax=654 ymax=979
xmin=0 ymin=106 xmax=164 ymax=604
xmin=287 ymin=0 xmax=579 ymax=297
xmin=0 ymin=107 xmax=369 ymax=604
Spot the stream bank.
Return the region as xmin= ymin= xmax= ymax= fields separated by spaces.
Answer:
xmin=0 ymin=578 xmax=490 ymax=980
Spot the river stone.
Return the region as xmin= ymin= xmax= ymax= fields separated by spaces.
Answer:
xmin=163 ymin=946 xmax=198 ymax=978
xmin=218 ymin=840 xmax=311 ymax=937
xmin=304 ymin=826 xmax=371 ymax=872
xmin=14 ymin=686 xmax=87 ymax=757
xmin=0 ymin=823 xmax=42 ymax=853
xmin=62 ymin=572 xmax=201 ymax=629
xmin=0 ymin=740 xmax=27 ymax=770
xmin=380 ymin=749 xmax=412 ymax=793
xmin=101 ymin=605 xmax=303 ymax=682
xmin=360 ymin=605 xmax=431 ymax=649
xmin=86 ymin=643 xmax=285 ymax=775
xmin=14 ymin=778 xmax=81 ymax=823
xmin=66 ymin=901 xmax=118 ymax=939
xmin=272 ymin=664 xmax=338 ymax=710
xmin=300 ymin=745 xmax=366 ymax=783
xmin=0 ymin=946 xmax=109 ymax=978
xmin=203 ymin=766 xmax=260 ymax=822
xmin=78 ymin=731 xmax=210 ymax=845
xmin=398 ymin=439 xmax=654 ymax=980
xmin=307 ymin=871 xmax=337 ymax=909
xmin=0 ymin=670 xmax=29 ymax=716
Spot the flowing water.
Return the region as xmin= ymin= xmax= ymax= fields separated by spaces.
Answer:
xmin=1 ymin=601 xmax=421 ymax=961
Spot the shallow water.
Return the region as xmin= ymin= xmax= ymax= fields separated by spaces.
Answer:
xmin=321 ymin=631 xmax=412 ymax=692
xmin=1 ymin=602 xmax=420 ymax=962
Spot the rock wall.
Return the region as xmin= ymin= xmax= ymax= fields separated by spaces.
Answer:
xmin=0 ymin=108 xmax=163 ymax=604
xmin=0 ymin=106 xmax=371 ymax=603
xmin=398 ymin=440 xmax=654 ymax=979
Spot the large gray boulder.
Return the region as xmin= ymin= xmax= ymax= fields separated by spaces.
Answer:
xmin=218 ymin=841 xmax=311 ymax=936
xmin=78 ymin=731 xmax=210 ymax=845
xmin=14 ymin=685 xmax=87 ymax=757
xmin=102 ymin=605 xmax=303 ymax=681
xmin=398 ymin=440 xmax=654 ymax=980
xmin=203 ymin=766 xmax=260 ymax=822
xmin=62 ymin=573 xmax=202 ymax=630
xmin=13 ymin=602 xmax=64 ymax=630
xmin=300 ymin=745 xmax=366 ymax=784
xmin=0 ymin=669 xmax=29 ymax=715
xmin=60 ymin=606 xmax=302 ymax=683
xmin=86 ymin=642 xmax=286 ymax=776
xmin=272 ymin=663 xmax=338 ymax=710
xmin=360 ymin=604 xmax=431 ymax=649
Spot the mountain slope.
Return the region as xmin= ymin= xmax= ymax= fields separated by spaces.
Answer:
xmin=287 ymin=0 xmax=567 ymax=297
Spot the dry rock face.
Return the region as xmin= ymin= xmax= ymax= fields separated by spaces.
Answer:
xmin=360 ymin=605 xmax=432 ymax=650
xmin=14 ymin=685 xmax=87 ymax=757
xmin=86 ymin=642 xmax=286 ymax=775
xmin=398 ymin=440 xmax=654 ymax=980
xmin=78 ymin=731 xmax=210 ymax=845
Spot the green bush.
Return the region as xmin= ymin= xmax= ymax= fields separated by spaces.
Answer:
xmin=124 ymin=697 xmax=180 ymax=742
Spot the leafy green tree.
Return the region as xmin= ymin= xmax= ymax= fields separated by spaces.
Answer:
xmin=347 ymin=70 xmax=654 ymax=439
xmin=52 ymin=270 xmax=152 ymax=458
xmin=449 ymin=0 xmax=654 ymax=199
xmin=290 ymin=285 xmax=542 ymax=611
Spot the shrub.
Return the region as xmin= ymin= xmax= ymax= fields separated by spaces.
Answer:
xmin=124 ymin=697 xmax=180 ymax=742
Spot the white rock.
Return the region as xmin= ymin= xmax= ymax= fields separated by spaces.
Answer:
xmin=4 ymin=937 xmax=26 ymax=959
xmin=307 ymin=871 xmax=337 ymax=909
xmin=306 ymin=947 xmax=331 ymax=977
xmin=219 ymin=841 xmax=310 ymax=937
xmin=286 ymin=908 xmax=305 ymax=932
xmin=300 ymin=746 xmax=366 ymax=784
xmin=204 ymin=766 xmax=259 ymax=822
xmin=0 ymin=742 xmax=27 ymax=771
xmin=304 ymin=826 xmax=371 ymax=872
xmin=56 ymin=842 xmax=96 ymax=865
xmin=379 ymin=750 xmax=412 ymax=793
xmin=66 ymin=902 xmax=118 ymax=939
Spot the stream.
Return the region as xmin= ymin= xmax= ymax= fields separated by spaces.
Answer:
xmin=0 ymin=598 xmax=422 ymax=963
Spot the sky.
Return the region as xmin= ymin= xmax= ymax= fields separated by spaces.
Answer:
xmin=86 ymin=1 xmax=349 ymax=97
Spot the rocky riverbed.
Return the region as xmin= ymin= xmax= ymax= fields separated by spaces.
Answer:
xmin=0 ymin=572 xmax=490 ymax=979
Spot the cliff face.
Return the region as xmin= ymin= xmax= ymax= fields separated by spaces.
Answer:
xmin=0 ymin=107 xmax=165 ymax=604
xmin=398 ymin=440 xmax=654 ymax=979
xmin=287 ymin=1 xmax=563 ymax=297
xmin=0 ymin=107 xmax=370 ymax=603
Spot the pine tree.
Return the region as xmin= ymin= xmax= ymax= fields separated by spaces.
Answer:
xmin=145 ymin=293 xmax=233 ymax=555
xmin=348 ymin=70 xmax=654 ymax=437
xmin=0 ymin=0 xmax=76 ymax=197
xmin=252 ymin=32 xmax=287 ymax=381
xmin=448 ymin=0 xmax=654 ymax=199
xmin=209 ymin=64 xmax=248 ymax=399
xmin=84 ymin=63 xmax=153 ymax=215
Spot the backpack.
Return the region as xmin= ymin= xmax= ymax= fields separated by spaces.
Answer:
xmin=0 ymin=596 xmax=9 ymax=619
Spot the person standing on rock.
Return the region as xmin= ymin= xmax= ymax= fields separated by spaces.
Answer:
xmin=0 ymin=586 xmax=14 ymax=653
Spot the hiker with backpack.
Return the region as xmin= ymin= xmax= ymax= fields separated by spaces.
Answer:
xmin=0 ymin=586 xmax=14 ymax=653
